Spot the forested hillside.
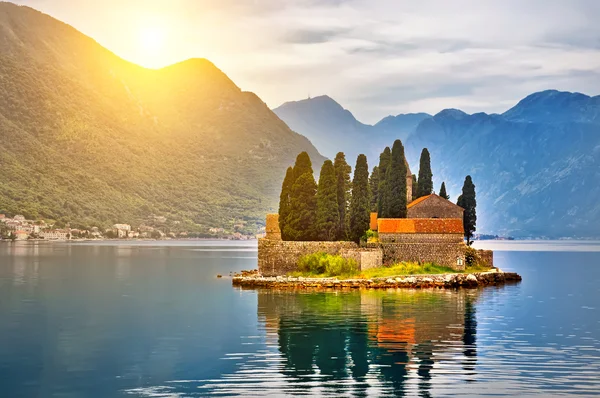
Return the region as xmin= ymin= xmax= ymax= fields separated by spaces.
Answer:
xmin=0 ymin=3 xmax=324 ymax=231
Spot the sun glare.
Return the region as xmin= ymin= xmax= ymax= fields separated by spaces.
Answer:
xmin=139 ymin=26 xmax=166 ymax=53
xmin=133 ymin=21 xmax=171 ymax=68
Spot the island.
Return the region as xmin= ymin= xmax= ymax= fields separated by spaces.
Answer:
xmin=234 ymin=141 xmax=522 ymax=289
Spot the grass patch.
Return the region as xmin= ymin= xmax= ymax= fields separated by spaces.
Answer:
xmin=291 ymin=252 xmax=359 ymax=278
xmin=290 ymin=254 xmax=493 ymax=279
xmin=360 ymin=262 xmax=459 ymax=279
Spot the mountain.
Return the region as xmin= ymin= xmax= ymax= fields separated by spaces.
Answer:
xmin=407 ymin=90 xmax=600 ymax=238
xmin=0 ymin=2 xmax=325 ymax=232
xmin=273 ymin=96 xmax=373 ymax=160
xmin=273 ymin=96 xmax=431 ymax=165
xmin=276 ymin=90 xmax=600 ymax=238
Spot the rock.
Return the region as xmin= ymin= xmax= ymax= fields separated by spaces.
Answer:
xmin=217 ymin=274 xmax=222 ymax=278
xmin=386 ymin=278 xmax=395 ymax=284
xmin=467 ymin=274 xmax=478 ymax=282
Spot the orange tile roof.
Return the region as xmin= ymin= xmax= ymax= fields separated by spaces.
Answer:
xmin=378 ymin=218 xmax=464 ymax=234
xmin=407 ymin=194 xmax=434 ymax=209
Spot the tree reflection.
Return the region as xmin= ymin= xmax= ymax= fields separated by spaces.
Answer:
xmin=258 ymin=289 xmax=480 ymax=396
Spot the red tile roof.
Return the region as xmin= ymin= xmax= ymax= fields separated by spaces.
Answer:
xmin=378 ymin=218 xmax=464 ymax=234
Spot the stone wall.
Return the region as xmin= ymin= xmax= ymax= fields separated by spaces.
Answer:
xmin=407 ymin=195 xmax=464 ymax=219
xmin=379 ymin=233 xmax=463 ymax=244
xmin=367 ymin=234 xmax=467 ymax=270
xmin=477 ymin=249 xmax=494 ymax=268
xmin=340 ymin=248 xmax=383 ymax=271
xmin=259 ymin=239 xmax=378 ymax=276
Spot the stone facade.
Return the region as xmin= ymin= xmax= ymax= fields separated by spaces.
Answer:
xmin=374 ymin=241 xmax=467 ymax=271
xmin=478 ymin=250 xmax=494 ymax=268
xmin=407 ymin=194 xmax=464 ymax=219
xmin=265 ymin=213 xmax=282 ymax=240
xmin=258 ymin=239 xmax=383 ymax=276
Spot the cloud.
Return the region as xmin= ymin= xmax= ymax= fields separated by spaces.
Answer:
xmin=14 ymin=0 xmax=600 ymax=123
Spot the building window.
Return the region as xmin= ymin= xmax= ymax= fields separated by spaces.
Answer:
xmin=457 ymin=257 xmax=464 ymax=266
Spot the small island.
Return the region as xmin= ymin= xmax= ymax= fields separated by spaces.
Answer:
xmin=234 ymin=140 xmax=521 ymax=290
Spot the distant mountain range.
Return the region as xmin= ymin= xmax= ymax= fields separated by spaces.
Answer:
xmin=273 ymin=96 xmax=430 ymax=163
xmin=274 ymin=91 xmax=600 ymax=238
xmin=0 ymin=3 xmax=324 ymax=231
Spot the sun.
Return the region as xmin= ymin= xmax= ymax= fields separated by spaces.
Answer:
xmin=139 ymin=25 xmax=167 ymax=54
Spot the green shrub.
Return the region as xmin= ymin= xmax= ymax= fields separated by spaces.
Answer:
xmin=297 ymin=252 xmax=358 ymax=277
xmin=464 ymin=246 xmax=478 ymax=266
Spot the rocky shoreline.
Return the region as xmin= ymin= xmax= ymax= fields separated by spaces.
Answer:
xmin=232 ymin=269 xmax=522 ymax=290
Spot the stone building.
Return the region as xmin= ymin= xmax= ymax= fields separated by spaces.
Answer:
xmin=407 ymin=194 xmax=464 ymax=219
xmin=376 ymin=218 xmax=466 ymax=269
xmin=405 ymin=160 xmax=413 ymax=204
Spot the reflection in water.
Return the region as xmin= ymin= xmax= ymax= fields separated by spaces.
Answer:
xmin=3 ymin=242 xmax=600 ymax=397
xmin=203 ymin=289 xmax=481 ymax=396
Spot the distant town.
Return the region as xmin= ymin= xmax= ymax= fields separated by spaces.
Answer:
xmin=0 ymin=214 xmax=265 ymax=241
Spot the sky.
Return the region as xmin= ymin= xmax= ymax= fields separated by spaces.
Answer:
xmin=16 ymin=0 xmax=600 ymax=123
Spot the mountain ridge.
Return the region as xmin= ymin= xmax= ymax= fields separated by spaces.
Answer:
xmin=274 ymin=90 xmax=600 ymax=238
xmin=0 ymin=2 xmax=325 ymax=232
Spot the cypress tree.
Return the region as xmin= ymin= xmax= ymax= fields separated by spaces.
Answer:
xmin=293 ymin=151 xmax=314 ymax=180
xmin=377 ymin=147 xmax=391 ymax=217
xmin=349 ymin=154 xmax=370 ymax=244
xmin=412 ymin=174 xmax=419 ymax=201
xmin=439 ymin=182 xmax=450 ymax=200
xmin=387 ymin=140 xmax=408 ymax=218
xmin=369 ymin=166 xmax=379 ymax=212
xmin=458 ymin=176 xmax=477 ymax=245
xmin=278 ymin=167 xmax=294 ymax=240
xmin=334 ymin=152 xmax=352 ymax=240
xmin=417 ymin=148 xmax=433 ymax=198
xmin=285 ymin=171 xmax=317 ymax=241
xmin=316 ymin=160 xmax=340 ymax=241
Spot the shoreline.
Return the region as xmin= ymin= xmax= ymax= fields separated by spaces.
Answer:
xmin=232 ymin=269 xmax=522 ymax=290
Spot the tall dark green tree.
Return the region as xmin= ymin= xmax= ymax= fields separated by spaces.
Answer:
xmin=369 ymin=166 xmax=379 ymax=212
xmin=349 ymin=154 xmax=370 ymax=243
xmin=439 ymin=182 xmax=450 ymax=200
xmin=293 ymin=151 xmax=314 ymax=180
xmin=411 ymin=174 xmax=419 ymax=201
xmin=386 ymin=140 xmax=408 ymax=218
xmin=417 ymin=148 xmax=433 ymax=198
xmin=278 ymin=167 xmax=294 ymax=240
xmin=334 ymin=152 xmax=352 ymax=240
xmin=377 ymin=147 xmax=391 ymax=217
xmin=316 ymin=160 xmax=340 ymax=241
xmin=457 ymin=176 xmax=477 ymax=245
xmin=285 ymin=172 xmax=317 ymax=241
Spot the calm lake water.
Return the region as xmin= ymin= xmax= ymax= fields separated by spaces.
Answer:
xmin=0 ymin=240 xmax=599 ymax=397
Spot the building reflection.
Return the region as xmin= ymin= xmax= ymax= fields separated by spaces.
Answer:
xmin=258 ymin=289 xmax=480 ymax=396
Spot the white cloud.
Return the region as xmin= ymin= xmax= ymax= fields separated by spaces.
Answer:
xmin=16 ymin=0 xmax=600 ymax=123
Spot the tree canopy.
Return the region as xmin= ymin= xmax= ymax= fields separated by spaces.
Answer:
xmin=457 ymin=176 xmax=477 ymax=245
xmin=417 ymin=148 xmax=433 ymax=198
xmin=284 ymin=171 xmax=317 ymax=241
xmin=349 ymin=154 xmax=370 ymax=243
xmin=377 ymin=147 xmax=391 ymax=217
xmin=369 ymin=166 xmax=380 ymax=213
xmin=316 ymin=160 xmax=340 ymax=241
xmin=386 ymin=140 xmax=408 ymax=218
xmin=278 ymin=167 xmax=294 ymax=240
xmin=334 ymin=152 xmax=352 ymax=240
xmin=439 ymin=182 xmax=449 ymax=200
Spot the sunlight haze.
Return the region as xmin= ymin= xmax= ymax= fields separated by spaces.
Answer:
xmin=14 ymin=0 xmax=600 ymax=122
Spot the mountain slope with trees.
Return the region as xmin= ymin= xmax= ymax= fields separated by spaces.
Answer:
xmin=0 ymin=3 xmax=325 ymax=231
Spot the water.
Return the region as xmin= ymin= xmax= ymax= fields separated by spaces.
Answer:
xmin=0 ymin=240 xmax=599 ymax=397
